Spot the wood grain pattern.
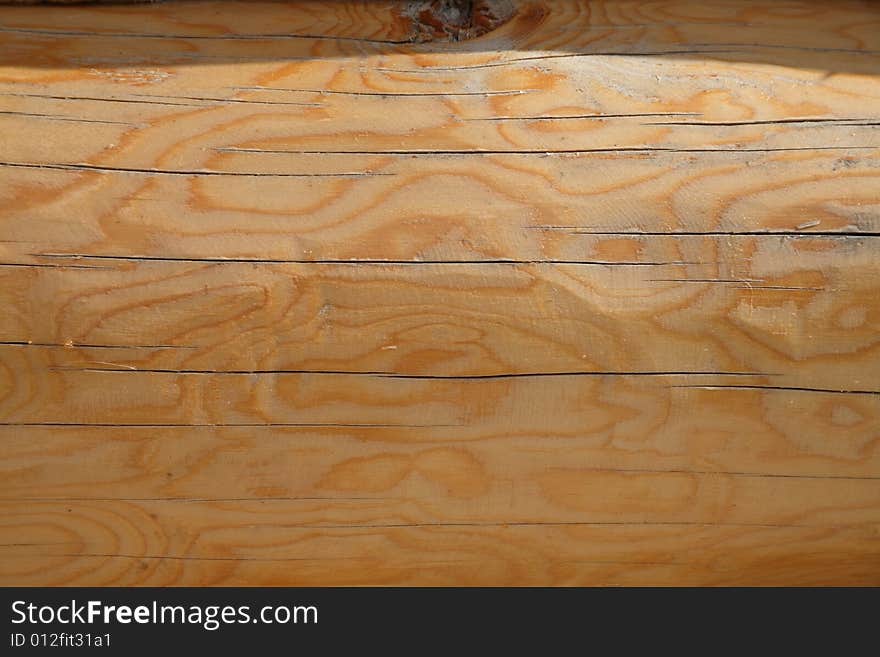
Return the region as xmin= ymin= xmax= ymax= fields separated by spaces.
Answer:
xmin=1 ymin=0 xmax=878 ymax=586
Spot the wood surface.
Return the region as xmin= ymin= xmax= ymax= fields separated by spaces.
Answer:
xmin=0 ymin=0 xmax=879 ymax=586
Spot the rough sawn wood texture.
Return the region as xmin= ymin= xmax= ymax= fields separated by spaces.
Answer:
xmin=0 ymin=0 xmax=878 ymax=585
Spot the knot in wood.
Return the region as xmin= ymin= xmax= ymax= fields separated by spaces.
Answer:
xmin=403 ymin=0 xmax=517 ymax=42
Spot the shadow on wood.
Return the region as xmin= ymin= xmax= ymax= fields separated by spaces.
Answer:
xmin=0 ymin=0 xmax=878 ymax=76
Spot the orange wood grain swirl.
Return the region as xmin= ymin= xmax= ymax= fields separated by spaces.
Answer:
xmin=0 ymin=0 xmax=878 ymax=585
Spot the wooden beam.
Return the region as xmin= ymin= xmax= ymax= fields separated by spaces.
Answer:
xmin=1 ymin=0 xmax=878 ymax=586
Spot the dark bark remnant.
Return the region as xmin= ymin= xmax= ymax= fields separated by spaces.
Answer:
xmin=402 ymin=0 xmax=517 ymax=42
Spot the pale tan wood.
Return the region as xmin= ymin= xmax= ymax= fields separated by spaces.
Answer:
xmin=0 ymin=254 xmax=878 ymax=390
xmin=3 ymin=509 xmax=878 ymax=586
xmin=0 ymin=0 xmax=878 ymax=586
xmin=2 ymin=501 xmax=879 ymax=586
